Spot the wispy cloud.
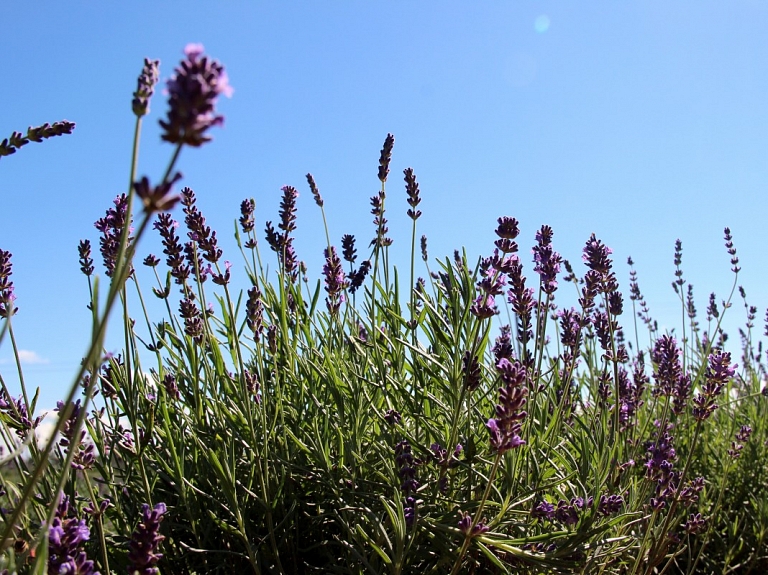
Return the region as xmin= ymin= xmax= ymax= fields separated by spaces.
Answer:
xmin=16 ymin=349 xmax=50 ymax=365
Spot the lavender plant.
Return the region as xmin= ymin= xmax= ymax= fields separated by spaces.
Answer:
xmin=2 ymin=46 xmax=768 ymax=575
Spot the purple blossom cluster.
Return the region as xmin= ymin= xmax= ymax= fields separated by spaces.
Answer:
xmin=322 ymin=246 xmax=348 ymax=314
xmin=0 ymin=389 xmax=40 ymax=439
xmin=728 ymin=425 xmax=753 ymax=459
xmin=0 ymin=249 xmax=16 ymax=318
xmin=470 ymin=256 xmax=505 ymax=320
xmin=132 ymin=58 xmax=160 ymax=117
xmin=532 ymin=225 xmax=561 ymax=295
xmin=78 ymin=240 xmax=94 ymax=277
xmin=394 ymin=440 xmax=418 ymax=526
xmin=154 ymin=213 xmax=191 ymax=287
xmin=48 ymin=495 xmax=99 ymax=575
xmin=306 ymin=173 xmax=324 ymax=207
xmin=55 ymin=400 xmax=96 ymax=470
xmin=0 ymin=120 xmax=76 ymax=159
xmin=265 ymin=186 xmax=300 ymax=280
xmin=644 ymin=422 xmax=678 ymax=510
xmin=403 ymin=167 xmax=422 ymax=221
xmin=94 ymin=194 xmax=133 ymax=278
xmin=246 ymin=285 xmax=264 ymax=339
xmin=128 ymin=502 xmax=167 ymax=575
xmin=692 ymin=350 xmax=736 ymax=421
xmin=486 ymin=358 xmax=528 ymax=454
xmin=462 ymin=350 xmax=482 ymax=391
xmin=160 ymin=43 xmax=232 ymax=147
xmin=458 ymin=512 xmax=489 ymax=537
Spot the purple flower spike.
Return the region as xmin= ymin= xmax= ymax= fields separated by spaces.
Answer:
xmin=394 ymin=440 xmax=418 ymax=526
xmin=48 ymin=495 xmax=100 ymax=575
xmin=458 ymin=512 xmax=489 ymax=537
xmin=494 ymin=216 xmax=520 ymax=254
xmin=403 ymin=167 xmax=422 ymax=220
xmin=133 ymin=58 xmax=160 ymax=117
xmin=128 ymin=502 xmax=167 ymax=575
xmin=531 ymin=501 xmax=555 ymax=520
xmin=239 ymin=198 xmax=256 ymax=234
xmin=160 ymin=43 xmax=232 ymax=147
xmin=134 ymin=172 xmax=183 ymax=213
xmin=532 ymin=225 xmax=562 ymax=295
xmin=487 ymin=359 xmax=528 ymax=454
xmin=94 ymin=194 xmax=134 ymax=278
xmin=306 ymin=173 xmax=323 ymax=207
xmin=378 ymin=133 xmax=395 ymax=183
xmin=323 ymin=246 xmax=348 ymax=314
xmin=0 ymin=249 xmax=18 ymax=318
xmin=692 ymin=350 xmax=735 ymax=421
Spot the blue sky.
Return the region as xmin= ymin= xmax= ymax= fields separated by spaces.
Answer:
xmin=2 ymin=2 xmax=767 ymax=412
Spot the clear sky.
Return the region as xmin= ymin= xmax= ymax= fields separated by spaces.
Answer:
xmin=2 ymin=2 xmax=767 ymax=412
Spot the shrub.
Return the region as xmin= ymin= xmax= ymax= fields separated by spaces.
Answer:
xmin=1 ymin=44 xmax=767 ymax=575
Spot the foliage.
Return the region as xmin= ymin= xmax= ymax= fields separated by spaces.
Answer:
xmin=2 ymin=45 xmax=768 ymax=575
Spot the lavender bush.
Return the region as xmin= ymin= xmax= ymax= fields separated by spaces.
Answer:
xmin=1 ymin=45 xmax=768 ymax=575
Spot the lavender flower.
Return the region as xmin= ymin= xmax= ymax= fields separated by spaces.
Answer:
xmin=322 ymin=246 xmax=348 ymax=314
xmin=0 ymin=249 xmax=17 ymax=318
xmin=692 ymin=350 xmax=736 ymax=421
xmin=369 ymin=191 xmax=393 ymax=248
xmin=341 ymin=234 xmax=357 ymax=264
xmin=266 ymin=186 xmax=300 ymax=279
xmin=458 ymin=512 xmax=489 ymax=537
xmin=394 ymin=440 xmax=418 ymax=526
xmin=678 ymin=476 xmax=705 ymax=507
xmin=94 ymin=194 xmax=133 ymax=278
xmin=652 ymin=335 xmax=683 ymax=398
xmin=420 ymin=235 xmax=428 ymax=262
xmin=598 ymin=494 xmax=624 ymax=516
xmin=724 ymin=227 xmax=740 ymax=273
xmin=160 ymin=43 xmax=232 ymax=147
xmin=531 ymin=501 xmax=556 ymax=520
xmin=128 ymin=502 xmax=167 ymax=575
xmin=554 ymin=500 xmax=580 ymax=526
xmin=132 ymin=58 xmax=160 ymax=117
xmin=494 ymin=216 xmax=520 ymax=254
xmin=134 ymin=172 xmax=183 ymax=213
xmin=0 ymin=389 xmax=40 ymax=439
xmin=163 ymin=373 xmax=180 ymax=400
xmin=645 ymin=422 xmax=678 ymax=509
xmin=77 ymin=240 xmax=94 ymax=277
xmin=179 ymin=297 xmax=204 ymax=343
xmin=349 ymin=260 xmax=371 ymax=294
xmin=492 ymin=324 xmax=514 ymax=364
xmin=306 ymin=173 xmax=323 ymax=207
xmin=487 ymin=359 xmax=528 ymax=454
xmin=506 ymin=256 xmax=535 ymax=350
xmin=244 ymin=369 xmax=261 ymax=403
xmin=239 ymin=198 xmax=256 ymax=234
xmin=154 ymin=213 xmax=190 ymax=286
xmin=728 ymin=425 xmax=753 ymax=459
xmin=384 ymin=409 xmax=401 ymax=426
xmin=0 ymin=120 xmax=76 ymax=159
xmin=583 ymin=234 xmax=618 ymax=293
xmin=403 ymin=167 xmax=422 ymax=220
xmin=683 ymin=513 xmax=707 ymax=535
xmin=182 ymin=187 xmax=222 ymax=263
xmin=246 ymin=286 xmax=264 ymax=339
xmin=532 ymin=225 xmax=561 ymax=295
xmin=471 ymin=256 xmax=506 ymax=319
xmin=462 ymin=350 xmax=482 ymax=391
xmin=378 ymin=133 xmax=395 ymax=183
xmin=48 ymin=495 xmax=99 ymax=575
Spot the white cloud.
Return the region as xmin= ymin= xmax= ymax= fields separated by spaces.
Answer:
xmin=17 ymin=350 xmax=49 ymax=365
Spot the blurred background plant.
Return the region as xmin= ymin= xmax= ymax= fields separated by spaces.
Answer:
xmin=1 ymin=46 xmax=767 ymax=575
